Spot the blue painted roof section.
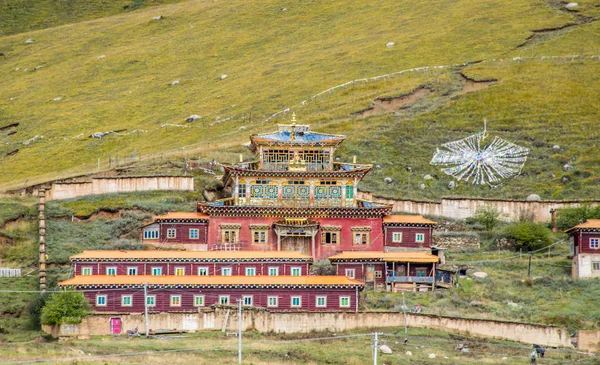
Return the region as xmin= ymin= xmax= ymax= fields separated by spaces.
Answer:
xmin=255 ymin=131 xmax=343 ymax=143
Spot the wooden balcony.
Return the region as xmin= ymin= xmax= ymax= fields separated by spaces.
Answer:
xmin=386 ymin=275 xmax=434 ymax=284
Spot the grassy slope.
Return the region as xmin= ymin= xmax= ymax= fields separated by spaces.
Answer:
xmin=1 ymin=328 xmax=596 ymax=364
xmin=0 ymin=0 xmax=184 ymax=36
xmin=1 ymin=0 xmax=599 ymax=199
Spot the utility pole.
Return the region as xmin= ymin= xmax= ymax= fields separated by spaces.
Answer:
xmin=372 ymin=332 xmax=379 ymax=365
xmin=238 ymin=298 xmax=243 ymax=364
xmin=528 ymin=252 xmax=533 ymax=278
xmin=402 ymin=292 xmax=407 ymax=334
xmin=144 ymin=282 xmax=149 ymax=338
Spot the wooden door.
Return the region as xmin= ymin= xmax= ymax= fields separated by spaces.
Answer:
xmin=110 ymin=317 xmax=121 ymax=335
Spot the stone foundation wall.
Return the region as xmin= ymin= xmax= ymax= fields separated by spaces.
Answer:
xmin=432 ymin=234 xmax=480 ymax=249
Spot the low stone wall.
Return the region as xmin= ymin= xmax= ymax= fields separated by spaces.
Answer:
xmin=432 ymin=234 xmax=480 ymax=250
xmin=50 ymin=310 xmax=572 ymax=348
xmin=46 ymin=176 xmax=194 ymax=201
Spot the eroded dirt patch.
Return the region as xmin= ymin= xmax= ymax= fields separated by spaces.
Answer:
xmin=353 ymin=87 xmax=432 ymax=117
xmin=459 ymin=72 xmax=497 ymax=94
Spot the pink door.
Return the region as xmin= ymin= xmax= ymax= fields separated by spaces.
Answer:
xmin=110 ymin=317 xmax=121 ymax=335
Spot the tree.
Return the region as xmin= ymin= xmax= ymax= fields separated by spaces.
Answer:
xmin=41 ymin=291 xmax=91 ymax=325
xmin=469 ymin=206 xmax=503 ymax=232
xmin=502 ymin=222 xmax=553 ymax=251
xmin=556 ymin=205 xmax=600 ymax=231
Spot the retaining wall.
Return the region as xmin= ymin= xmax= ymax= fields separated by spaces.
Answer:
xmin=47 ymin=310 xmax=573 ymax=348
xmin=46 ymin=176 xmax=194 ymax=201
xmin=358 ymin=192 xmax=599 ymax=223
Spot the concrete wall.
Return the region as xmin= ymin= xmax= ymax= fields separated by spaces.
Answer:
xmin=46 ymin=176 xmax=194 ymax=201
xmin=52 ymin=310 xmax=572 ymax=348
xmin=358 ymin=192 xmax=599 ymax=223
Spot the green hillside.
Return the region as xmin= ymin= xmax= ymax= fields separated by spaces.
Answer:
xmin=1 ymin=0 xmax=599 ymax=200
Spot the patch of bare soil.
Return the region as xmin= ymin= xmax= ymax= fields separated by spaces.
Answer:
xmin=353 ymin=87 xmax=432 ymax=117
xmin=459 ymin=72 xmax=497 ymax=94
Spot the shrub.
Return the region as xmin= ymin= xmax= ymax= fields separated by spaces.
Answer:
xmin=556 ymin=205 xmax=600 ymax=231
xmin=467 ymin=206 xmax=503 ymax=232
xmin=41 ymin=292 xmax=91 ymax=326
xmin=502 ymin=222 xmax=553 ymax=251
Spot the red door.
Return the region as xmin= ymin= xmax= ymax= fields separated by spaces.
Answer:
xmin=110 ymin=317 xmax=121 ymax=335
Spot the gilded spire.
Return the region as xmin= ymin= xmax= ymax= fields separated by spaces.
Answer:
xmin=290 ymin=113 xmax=296 ymax=142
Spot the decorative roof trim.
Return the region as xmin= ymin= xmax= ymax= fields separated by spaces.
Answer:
xmin=321 ymin=225 xmax=342 ymax=231
xmin=249 ymin=224 xmax=270 ymax=230
xmin=219 ymin=224 xmax=242 ymax=229
xmin=198 ymin=204 xmax=392 ymax=219
xmin=350 ymin=226 xmax=372 ymax=232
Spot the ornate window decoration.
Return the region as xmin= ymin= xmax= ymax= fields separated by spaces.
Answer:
xmin=220 ymin=224 xmax=241 ymax=244
xmin=250 ymin=224 xmax=269 ymax=245
xmin=321 ymin=225 xmax=341 ymax=245
xmin=238 ymin=180 xmax=246 ymax=200
xmin=345 ymin=181 xmax=354 ymax=200
xmin=351 ymin=226 xmax=371 ymax=245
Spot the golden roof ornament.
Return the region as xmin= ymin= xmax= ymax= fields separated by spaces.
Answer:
xmin=290 ymin=113 xmax=297 ymax=142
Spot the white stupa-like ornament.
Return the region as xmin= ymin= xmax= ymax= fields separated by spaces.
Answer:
xmin=430 ymin=120 xmax=530 ymax=186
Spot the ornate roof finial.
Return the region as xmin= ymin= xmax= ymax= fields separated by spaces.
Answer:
xmin=291 ymin=112 xmax=297 ymax=123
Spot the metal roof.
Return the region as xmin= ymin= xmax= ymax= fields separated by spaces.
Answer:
xmin=156 ymin=212 xmax=210 ymax=220
xmin=565 ymin=219 xmax=600 ymax=233
xmin=70 ymin=250 xmax=313 ymax=261
xmin=328 ymin=251 xmax=439 ymax=263
xmin=59 ymin=275 xmax=364 ymax=287
xmin=383 ymin=215 xmax=437 ymax=225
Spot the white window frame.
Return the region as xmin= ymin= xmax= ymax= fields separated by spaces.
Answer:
xmin=593 ymin=261 xmax=600 ymax=271
xmin=127 ymin=267 xmax=138 ymax=276
xmin=339 ymin=296 xmax=351 ymax=308
xmin=291 ymin=296 xmax=302 ymax=308
xmin=174 ymin=266 xmax=186 ymax=276
xmin=316 ymin=296 xmax=327 ymax=308
xmin=144 ymin=229 xmax=159 ymax=239
xmin=106 ymin=266 xmax=117 ymax=275
xmin=82 ymin=266 xmax=93 ymax=276
xmin=345 ymin=268 xmax=355 ymax=279
xmin=151 ymin=267 xmax=162 ymax=276
xmin=267 ymin=296 xmax=278 ymax=308
xmin=167 ymin=228 xmax=176 ymax=239
xmin=194 ymin=295 xmax=205 ymax=307
xmin=170 ymin=295 xmax=182 ymax=307
xmin=290 ymin=266 xmax=302 ymax=276
xmin=121 ymin=295 xmax=132 ymax=307
xmin=392 ymin=232 xmax=403 ymax=243
xmin=189 ymin=228 xmax=199 ymax=240
xmin=197 ymin=266 xmax=209 ymax=276
xmin=221 ymin=267 xmax=233 ymax=276
xmin=219 ymin=295 xmax=230 ymax=305
xmin=591 ymin=238 xmax=599 ymax=249
xmin=415 ymin=233 xmax=425 ymax=243
xmin=96 ymin=295 xmax=107 ymax=307
xmin=243 ymin=295 xmax=253 ymax=306
xmin=245 ymin=267 xmax=256 ymax=276
xmin=268 ymin=267 xmax=279 ymax=276
xmin=146 ymin=295 xmax=156 ymax=307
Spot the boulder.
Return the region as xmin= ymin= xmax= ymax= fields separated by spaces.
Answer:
xmin=526 ymin=194 xmax=541 ymax=201
xmin=565 ymin=2 xmax=578 ymax=10
xmin=448 ymin=181 xmax=456 ymax=190
xmin=473 ymin=271 xmax=488 ymax=279
xmin=152 ymin=15 xmax=163 ymax=21
xmin=552 ymin=145 xmax=560 ymax=150
xmin=53 ymin=97 xmax=63 ymax=102
xmin=507 ymin=301 xmax=521 ymax=308
xmin=386 ymin=42 xmax=395 ymax=48
xmin=419 ymin=183 xmax=426 ymax=190
xmin=423 ymin=174 xmax=433 ymax=180
xmin=428 ymin=354 xmax=436 ymax=358
xmin=220 ymin=74 xmax=228 ymax=80
xmin=405 ymin=351 xmax=412 ymax=356
xmin=384 ymin=177 xmax=393 ymax=184
xmin=563 ymin=164 xmax=573 ymax=171
xmin=379 ymin=345 xmax=392 ymax=354
xmin=186 ymin=115 xmax=201 ymax=122
xmin=170 ymin=80 xmax=180 ymax=86
xmin=25 ymin=39 xmax=35 ymax=44
xmin=281 ymin=7 xmax=287 ymax=11
xmin=96 ymin=55 xmax=106 ymax=60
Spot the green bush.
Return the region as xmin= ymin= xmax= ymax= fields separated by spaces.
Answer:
xmin=556 ymin=205 xmax=600 ymax=231
xmin=502 ymin=222 xmax=553 ymax=251
xmin=467 ymin=206 xmax=503 ymax=232
xmin=41 ymin=292 xmax=91 ymax=326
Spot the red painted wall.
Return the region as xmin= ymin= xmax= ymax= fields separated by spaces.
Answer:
xmin=334 ymin=262 xmax=434 ymax=283
xmin=74 ymin=262 xmax=310 ymax=276
xmin=83 ymin=287 xmax=359 ymax=312
xmin=384 ymin=226 xmax=432 ymax=248
xmin=158 ymin=223 xmax=208 ymax=244
xmin=206 ymin=216 xmax=384 ymax=260
xmin=577 ymin=232 xmax=600 ymax=254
